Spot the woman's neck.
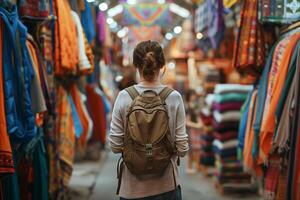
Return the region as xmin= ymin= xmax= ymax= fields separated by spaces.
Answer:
xmin=139 ymin=79 xmax=162 ymax=87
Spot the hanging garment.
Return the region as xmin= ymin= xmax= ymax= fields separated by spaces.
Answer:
xmin=0 ymin=18 xmax=14 ymax=177
xmin=233 ymin=0 xmax=274 ymax=75
xmin=86 ymin=84 xmax=106 ymax=144
xmin=287 ymin=48 xmax=300 ymax=200
xmin=26 ymin=36 xmax=47 ymax=114
xmin=273 ymin=41 xmax=300 ymax=151
xmin=18 ymin=128 xmax=48 ymax=200
xmin=80 ymin=0 xmax=95 ymax=44
xmin=18 ymin=0 xmax=49 ymax=20
xmin=70 ymin=85 xmax=90 ymax=152
xmin=68 ymin=94 xmax=83 ymax=138
xmin=54 ymin=0 xmax=79 ymax=76
xmin=264 ymin=154 xmax=281 ymax=200
xmin=71 ymin=10 xmax=92 ymax=74
xmin=96 ymin=10 xmax=106 ymax=45
xmin=260 ymin=32 xmax=300 ymax=163
xmin=55 ymin=85 xmax=75 ymax=188
xmin=259 ymin=0 xmax=300 ymax=24
xmin=242 ymin=90 xmax=263 ymax=176
xmin=0 ymin=5 xmax=36 ymax=140
xmin=237 ymin=89 xmax=252 ymax=152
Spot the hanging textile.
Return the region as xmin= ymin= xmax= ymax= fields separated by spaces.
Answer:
xmin=54 ymin=0 xmax=79 ymax=76
xmin=70 ymin=85 xmax=90 ymax=152
xmin=122 ymin=3 xmax=171 ymax=26
xmin=128 ymin=25 xmax=162 ymax=42
xmin=0 ymin=5 xmax=36 ymax=140
xmin=71 ymin=10 xmax=93 ymax=75
xmin=86 ymin=84 xmax=106 ymax=144
xmin=55 ymin=85 xmax=75 ymax=188
xmin=259 ymin=0 xmax=300 ymax=24
xmin=233 ymin=0 xmax=274 ymax=75
xmin=18 ymin=0 xmax=49 ymax=20
xmin=0 ymin=18 xmax=14 ymax=177
xmin=80 ymin=0 xmax=96 ymax=44
xmin=260 ymin=32 xmax=300 ymax=163
xmin=195 ymin=0 xmax=225 ymax=50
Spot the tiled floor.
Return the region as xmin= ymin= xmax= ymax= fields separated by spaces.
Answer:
xmin=69 ymin=152 xmax=261 ymax=200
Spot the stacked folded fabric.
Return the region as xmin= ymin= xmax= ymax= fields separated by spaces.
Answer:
xmin=211 ymin=84 xmax=253 ymax=189
xmin=199 ymin=94 xmax=215 ymax=167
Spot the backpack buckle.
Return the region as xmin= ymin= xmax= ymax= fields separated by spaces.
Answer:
xmin=146 ymin=144 xmax=152 ymax=156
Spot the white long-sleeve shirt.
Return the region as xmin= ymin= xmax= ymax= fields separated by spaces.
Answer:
xmin=109 ymin=84 xmax=189 ymax=199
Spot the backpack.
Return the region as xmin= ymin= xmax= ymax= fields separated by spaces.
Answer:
xmin=116 ymin=86 xmax=177 ymax=194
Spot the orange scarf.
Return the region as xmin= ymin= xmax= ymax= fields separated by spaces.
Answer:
xmin=54 ymin=0 xmax=79 ymax=76
xmin=260 ymin=32 xmax=300 ymax=163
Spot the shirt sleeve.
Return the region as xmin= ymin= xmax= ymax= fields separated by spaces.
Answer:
xmin=109 ymin=92 xmax=125 ymax=154
xmin=174 ymin=94 xmax=189 ymax=157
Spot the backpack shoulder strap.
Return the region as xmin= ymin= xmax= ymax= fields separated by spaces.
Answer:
xmin=159 ymin=87 xmax=174 ymax=103
xmin=125 ymin=86 xmax=139 ymax=100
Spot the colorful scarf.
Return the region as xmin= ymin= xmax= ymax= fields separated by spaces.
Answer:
xmin=233 ymin=0 xmax=274 ymax=75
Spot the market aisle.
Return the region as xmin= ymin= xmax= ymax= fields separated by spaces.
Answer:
xmin=89 ymin=152 xmax=261 ymax=200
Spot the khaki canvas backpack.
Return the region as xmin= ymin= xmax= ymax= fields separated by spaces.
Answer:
xmin=116 ymin=86 xmax=177 ymax=194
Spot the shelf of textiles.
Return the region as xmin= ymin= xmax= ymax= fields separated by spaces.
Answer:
xmin=211 ymin=84 xmax=257 ymax=194
xmin=0 ymin=0 xmax=113 ymax=199
xmin=198 ymin=68 xmax=224 ymax=173
xmin=237 ymin=22 xmax=300 ymax=200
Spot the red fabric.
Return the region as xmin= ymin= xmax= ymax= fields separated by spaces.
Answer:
xmin=264 ymin=154 xmax=280 ymax=200
xmin=86 ymin=85 xmax=106 ymax=144
xmin=293 ymin=128 xmax=300 ymax=200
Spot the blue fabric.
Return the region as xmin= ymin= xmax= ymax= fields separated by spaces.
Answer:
xmin=0 ymin=6 xmax=36 ymax=141
xmin=237 ymin=89 xmax=253 ymax=150
xmin=252 ymin=46 xmax=275 ymax=158
xmin=68 ymin=95 xmax=83 ymax=138
xmin=80 ymin=0 xmax=96 ymax=44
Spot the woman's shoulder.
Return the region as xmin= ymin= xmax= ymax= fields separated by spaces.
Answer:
xmin=166 ymin=89 xmax=184 ymax=105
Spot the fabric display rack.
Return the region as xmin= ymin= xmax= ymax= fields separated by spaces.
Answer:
xmin=198 ymin=68 xmax=223 ymax=174
xmin=232 ymin=0 xmax=300 ymax=199
xmin=211 ymin=84 xmax=256 ymax=193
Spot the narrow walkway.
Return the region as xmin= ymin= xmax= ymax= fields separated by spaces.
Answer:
xmin=87 ymin=152 xmax=261 ymax=200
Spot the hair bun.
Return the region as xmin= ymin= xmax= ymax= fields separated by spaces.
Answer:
xmin=144 ymin=52 xmax=156 ymax=69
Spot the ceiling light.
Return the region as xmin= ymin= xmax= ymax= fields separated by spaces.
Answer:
xmin=99 ymin=2 xmax=108 ymax=11
xmin=165 ymin=33 xmax=173 ymax=40
xmin=167 ymin=62 xmax=175 ymax=70
xmin=108 ymin=4 xmax=123 ymax=17
xmin=117 ymin=27 xmax=128 ymax=38
xmin=169 ymin=3 xmax=190 ymax=18
xmin=106 ymin=17 xmax=114 ymax=24
xmin=196 ymin=32 xmax=203 ymax=40
xmin=158 ymin=0 xmax=165 ymax=4
xmin=173 ymin=26 xmax=182 ymax=34
xmin=127 ymin=0 xmax=137 ymax=4
xmin=87 ymin=0 xmax=95 ymax=2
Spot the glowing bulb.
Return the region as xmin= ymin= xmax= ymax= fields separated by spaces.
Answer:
xmin=196 ymin=32 xmax=203 ymax=40
xmin=165 ymin=33 xmax=173 ymax=40
xmin=99 ymin=2 xmax=108 ymax=11
xmin=173 ymin=26 xmax=182 ymax=34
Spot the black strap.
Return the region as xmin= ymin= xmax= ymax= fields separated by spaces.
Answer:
xmin=116 ymin=156 xmax=124 ymax=195
xmin=159 ymin=87 xmax=174 ymax=103
xmin=125 ymin=86 xmax=139 ymax=100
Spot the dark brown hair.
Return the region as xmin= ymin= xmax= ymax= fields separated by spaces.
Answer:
xmin=133 ymin=40 xmax=165 ymax=81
